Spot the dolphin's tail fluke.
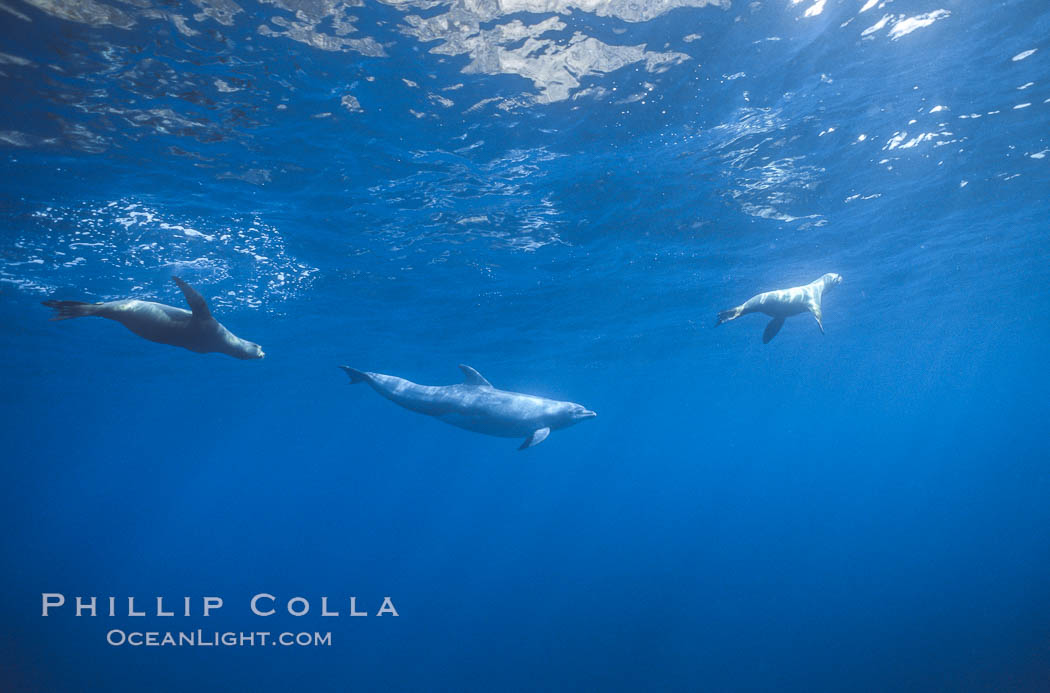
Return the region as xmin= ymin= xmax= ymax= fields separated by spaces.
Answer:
xmin=339 ymin=366 xmax=369 ymax=384
xmin=715 ymin=306 xmax=742 ymax=327
xmin=41 ymin=300 xmax=101 ymax=321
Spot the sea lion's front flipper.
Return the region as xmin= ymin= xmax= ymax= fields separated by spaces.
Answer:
xmin=763 ymin=317 xmax=785 ymax=344
xmin=811 ymin=305 xmax=825 ymax=334
xmin=173 ymin=277 xmax=213 ymax=320
xmin=519 ymin=427 xmax=550 ymax=450
xmin=459 ymin=364 xmax=492 ymax=388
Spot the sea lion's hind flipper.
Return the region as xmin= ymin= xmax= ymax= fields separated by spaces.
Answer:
xmin=339 ymin=366 xmax=369 ymax=384
xmin=715 ymin=306 xmax=742 ymax=327
xmin=41 ymin=300 xmax=100 ymax=321
xmin=172 ymin=277 xmax=212 ymax=320
xmin=519 ymin=427 xmax=551 ymax=450
xmin=763 ymin=316 xmax=785 ymax=344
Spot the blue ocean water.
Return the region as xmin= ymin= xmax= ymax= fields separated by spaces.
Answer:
xmin=2 ymin=0 xmax=1049 ymax=690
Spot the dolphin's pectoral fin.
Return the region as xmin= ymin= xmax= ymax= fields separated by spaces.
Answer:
xmin=519 ymin=427 xmax=551 ymax=450
xmin=459 ymin=364 xmax=492 ymax=388
xmin=763 ymin=317 xmax=785 ymax=344
xmin=173 ymin=277 xmax=212 ymax=320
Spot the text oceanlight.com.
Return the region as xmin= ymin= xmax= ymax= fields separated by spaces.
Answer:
xmin=106 ymin=630 xmax=332 ymax=647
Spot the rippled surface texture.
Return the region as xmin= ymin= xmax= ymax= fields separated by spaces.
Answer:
xmin=2 ymin=0 xmax=1049 ymax=690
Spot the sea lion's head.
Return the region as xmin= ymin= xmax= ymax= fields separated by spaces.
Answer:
xmin=224 ymin=333 xmax=265 ymax=360
xmin=241 ymin=341 xmax=265 ymax=359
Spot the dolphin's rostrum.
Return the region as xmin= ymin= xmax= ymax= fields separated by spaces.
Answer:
xmin=340 ymin=364 xmax=596 ymax=449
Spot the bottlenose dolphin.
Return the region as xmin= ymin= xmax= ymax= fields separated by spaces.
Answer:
xmin=339 ymin=364 xmax=596 ymax=449
xmin=715 ymin=273 xmax=842 ymax=343
xmin=42 ymin=277 xmax=264 ymax=359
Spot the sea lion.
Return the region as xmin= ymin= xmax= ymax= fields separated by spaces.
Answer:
xmin=42 ymin=277 xmax=264 ymax=359
xmin=339 ymin=364 xmax=595 ymax=449
xmin=715 ymin=273 xmax=842 ymax=343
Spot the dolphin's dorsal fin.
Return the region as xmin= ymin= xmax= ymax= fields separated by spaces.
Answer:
xmin=173 ymin=277 xmax=212 ymax=320
xmin=458 ymin=364 xmax=492 ymax=387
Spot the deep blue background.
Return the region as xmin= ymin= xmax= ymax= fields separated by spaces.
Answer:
xmin=2 ymin=0 xmax=1050 ymax=690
